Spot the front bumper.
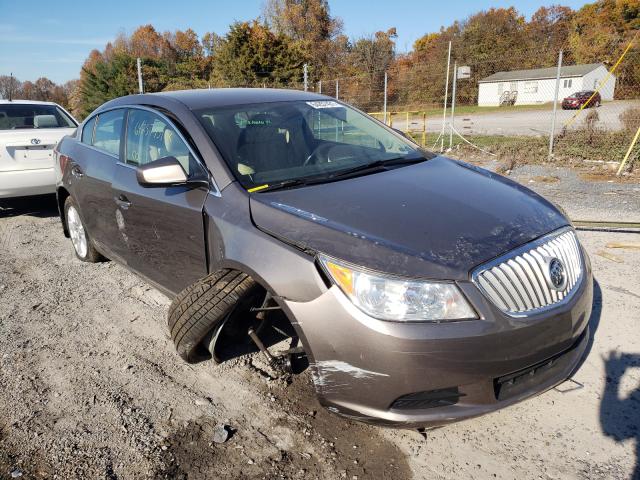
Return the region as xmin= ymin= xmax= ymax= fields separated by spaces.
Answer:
xmin=283 ymin=249 xmax=593 ymax=428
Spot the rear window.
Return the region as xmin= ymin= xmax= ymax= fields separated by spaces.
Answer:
xmin=0 ymin=103 xmax=76 ymax=130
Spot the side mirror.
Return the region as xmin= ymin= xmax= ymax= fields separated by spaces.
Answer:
xmin=136 ymin=156 xmax=188 ymax=187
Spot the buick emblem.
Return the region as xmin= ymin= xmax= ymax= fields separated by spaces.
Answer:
xmin=30 ymin=138 xmax=41 ymax=145
xmin=547 ymin=258 xmax=567 ymax=291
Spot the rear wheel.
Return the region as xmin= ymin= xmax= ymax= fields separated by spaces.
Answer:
xmin=64 ymin=196 xmax=102 ymax=263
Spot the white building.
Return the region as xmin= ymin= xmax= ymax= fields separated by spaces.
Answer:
xmin=477 ymin=63 xmax=616 ymax=106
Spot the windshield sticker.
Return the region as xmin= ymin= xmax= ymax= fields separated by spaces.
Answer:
xmin=306 ymin=101 xmax=343 ymax=109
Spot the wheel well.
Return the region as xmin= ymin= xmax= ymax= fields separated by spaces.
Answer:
xmin=192 ymin=269 xmax=304 ymax=365
xmin=57 ymin=187 xmax=70 ymax=237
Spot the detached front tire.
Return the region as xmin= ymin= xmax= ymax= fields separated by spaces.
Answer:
xmin=64 ymin=196 xmax=102 ymax=263
xmin=168 ymin=269 xmax=260 ymax=363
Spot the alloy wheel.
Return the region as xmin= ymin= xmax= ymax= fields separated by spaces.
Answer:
xmin=67 ymin=206 xmax=88 ymax=258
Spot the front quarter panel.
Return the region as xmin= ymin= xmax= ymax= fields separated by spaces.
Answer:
xmin=204 ymin=182 xmax=327 ymax=303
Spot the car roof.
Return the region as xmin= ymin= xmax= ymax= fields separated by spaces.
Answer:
xmin=147 ymin=88 xmax=329 ymax=110
xmin=0 ymin=99 xmax=59 ymax=105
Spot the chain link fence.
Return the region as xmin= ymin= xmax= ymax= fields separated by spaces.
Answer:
xmin=310 ymin=45 xmax=640 ymax=171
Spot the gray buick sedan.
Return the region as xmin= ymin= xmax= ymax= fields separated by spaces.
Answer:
xmin=54 ymin=89 xmax=593 ymax=427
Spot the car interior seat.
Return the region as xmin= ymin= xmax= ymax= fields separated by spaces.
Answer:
xmin=237 ymin=114 xmax=290 ymax=173
xmin=33 ymin=114 xmax=58 ymax=128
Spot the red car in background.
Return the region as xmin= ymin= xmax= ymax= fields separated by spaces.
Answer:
xmin=562 ymin=90 xmax=601 ymax=109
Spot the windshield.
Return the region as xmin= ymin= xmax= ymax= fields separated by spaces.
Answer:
xmin=0 ymin=103 xmax=76 ymax=130
xmin=195 ymin=100 xmax=429 ymax=190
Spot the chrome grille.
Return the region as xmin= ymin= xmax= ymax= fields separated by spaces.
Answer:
xmin=472 ymin=229 xmax=583 ymax=316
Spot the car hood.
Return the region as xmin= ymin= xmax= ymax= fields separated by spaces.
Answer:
xmin=249 ymin=156 xmax=568 ymax=280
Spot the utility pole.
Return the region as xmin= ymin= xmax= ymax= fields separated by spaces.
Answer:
xmin=8 ymin=72 xmax=14 ymax=101
xmin=548 ymin=50 xmax=563 ymax=160
xmin=335 ymin=79 xmax=339 ymax=100
xmin=318 ymin=80 xmax=322 ymax=94
xmin=449 ymin=62 xmax=457 ymax=149
xmin=440 ymin=41 xmax=452 ymax=152
xmin=383 ymin=71 xmax=388 ymax=124
xmin=137 ymin=58 xmax=144 ymax=94
xmin=303 ymin=63 xmax=308 ymax=92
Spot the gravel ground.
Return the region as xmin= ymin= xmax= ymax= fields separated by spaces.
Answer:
xmin=0 ymin=169 xmax=639 ymax=479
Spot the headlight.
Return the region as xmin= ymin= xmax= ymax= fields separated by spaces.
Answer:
xmin=318 ymin=255 xmax=477 ymax=322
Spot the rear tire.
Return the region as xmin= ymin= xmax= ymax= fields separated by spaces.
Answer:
xmin=168 ymin=269 xmax=260 ymax=363
xmin=64 ymin=196 xmax=102 ymax=263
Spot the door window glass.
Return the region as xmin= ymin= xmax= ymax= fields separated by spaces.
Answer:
xmin=125 ymin=109 xmax=196 ymax=175
xmin=93 ymin=110 xmax=124 ymax=156
xmin=82 ymin=116 xmax=96 ymax=144
xmin=82 ymin=117 xmax=97 ymax=145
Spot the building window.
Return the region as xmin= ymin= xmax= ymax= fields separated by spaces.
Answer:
xmin=524 ymin=81 xmax=538 ymax=93
xmin=563 ymin=79 xmax=572 ymax=88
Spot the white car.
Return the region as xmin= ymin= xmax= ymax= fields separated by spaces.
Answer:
xmin=0 ymin=99 xmax=78 ymax=198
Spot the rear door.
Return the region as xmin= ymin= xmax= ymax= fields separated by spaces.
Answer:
xmin=70 ymin=109 xmax=125 ymax=257
xmin=110 ymin=107 xmax=209 ymax=294
xmin=0 ymin=103 xmax=76 ymax=174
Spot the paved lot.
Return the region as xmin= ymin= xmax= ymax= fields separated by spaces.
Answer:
xmin=0 ymin=183 xmax=639 ymax=479
xmin=392 ymin=100 xmax=640 ymax=137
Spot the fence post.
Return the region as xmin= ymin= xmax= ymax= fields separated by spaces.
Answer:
xmin=548 ymin=49 xmax=563 ymax=160
xmin=335 ymin=79 xmax=339 ymax=100
xmin=440 ymin=41 xmax=452 ymax=153
xmin=303 ymin=63 xmax=308 ymax=92
xmin=136 ymin=58 xmax=144 ymax=94
xmin=383 ymin=71 xmax=388 ymax=121
xmin=449 ymin=62 xmax=457 ymax=149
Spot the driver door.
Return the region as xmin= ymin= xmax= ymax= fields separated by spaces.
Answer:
xmin=110 ymin=107 xmax=209 ymax=295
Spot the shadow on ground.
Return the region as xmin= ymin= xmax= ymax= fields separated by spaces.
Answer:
xmin=0 ymin=194 xmax=58 ymax=218
xmin=600 ymin=350 xmax=640 ymax=479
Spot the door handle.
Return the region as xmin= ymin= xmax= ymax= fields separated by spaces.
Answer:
xmin=71 ymin=165 xmax=84 ymax=178
xmin=114 ymin=194 xmax=132 ymax=209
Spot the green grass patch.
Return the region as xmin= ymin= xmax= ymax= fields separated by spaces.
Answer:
xmin=406 ymin=129 xmax=634 ymax=166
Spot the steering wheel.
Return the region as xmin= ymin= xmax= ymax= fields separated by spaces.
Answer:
xmin=303 ymin=143 xmax=337 ymax=167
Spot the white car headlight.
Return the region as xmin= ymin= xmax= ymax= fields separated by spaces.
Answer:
xmin=318 ymin=255 xmax=477 ymax=322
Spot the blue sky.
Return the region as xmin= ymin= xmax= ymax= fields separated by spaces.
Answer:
xmin=0 ymin=0 xmax=590 ymax=84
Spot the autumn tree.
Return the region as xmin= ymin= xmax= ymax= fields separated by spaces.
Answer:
xmin=0 ymin=75 xmax=21 ymax=100
xmin=211 ymin=21 xmax=305 ymax=87
xmin=569 ymin=0 xmax=639 ymax=96
xmin=262 ymin=0 xmax=344 ymax=79
xmin=341 ymin=29 xmax=397 ymax=109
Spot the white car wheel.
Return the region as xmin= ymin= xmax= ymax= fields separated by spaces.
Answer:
xmin=67 ymin=205 xmax=88 ymax=258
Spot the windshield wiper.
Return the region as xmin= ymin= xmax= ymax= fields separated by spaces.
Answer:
xmin=249 ymin=178 xmax=315 ymax=193
xmin=327 ymin=155 xmax=429 ymax=179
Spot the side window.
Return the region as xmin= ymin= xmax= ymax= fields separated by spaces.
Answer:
xmin=93 ymin=109 xmax=125 ymax=156
xmin=81 ymin=116 xmax=96 ymax=144
xmin=125 ymin=109 xmax=197 ymax=175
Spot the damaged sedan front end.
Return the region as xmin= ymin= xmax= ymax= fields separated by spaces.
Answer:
xmin=249 ymin=158 xmax=592 ymax=427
